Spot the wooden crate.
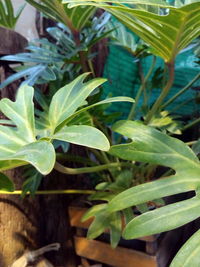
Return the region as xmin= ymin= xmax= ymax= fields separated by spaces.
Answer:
xmin=69 ymin=206 xmax=158 ymax=267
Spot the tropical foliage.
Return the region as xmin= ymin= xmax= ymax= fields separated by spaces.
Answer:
xmin=0 ymin=0 xmax=200 ymax=265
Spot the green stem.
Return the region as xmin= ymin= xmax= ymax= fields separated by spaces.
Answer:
xmin=54 ymin=161 xmax=133 ymax=175
xmin=145 ymin=62 xmax=175 ymax=124
xmin=161 ymin=72 xmax=200 ymax=109
xmin=0 ymin=189 xmax=95 ymax=195
xmin=128 ymin=56 xmax=156 ymax=120
xmin=183 ymin=117 xmax=200 ymax=131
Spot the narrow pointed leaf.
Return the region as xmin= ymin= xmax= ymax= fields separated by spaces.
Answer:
xmin=123 ymin=197 xmax=200 ymax=239
xmin=107 ymin=175 xmax=199 ymax=212
xmin=53 ymin=125 xmax=110 ymax=151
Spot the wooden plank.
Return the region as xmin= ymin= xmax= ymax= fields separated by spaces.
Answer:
xmin=74 ymin=237 xmax=157 ymax=267
xmin=68 ymin=206 xmax=157 ymax=242
xmin=0 ymin=27 xmax=27 ymax=55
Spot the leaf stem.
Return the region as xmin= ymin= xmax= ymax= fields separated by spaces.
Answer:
xmin=54 ymin=161 xmax=133 ymax=175
xmin=145 ymin=61 xmax=175 ymax=124
xmin=183 ymin=117 xmax=200 ymax=131
xmin=161 ymin=73 xmax=200 ymax=109
xmin=128 ymin=56 xmax=156 ymax=120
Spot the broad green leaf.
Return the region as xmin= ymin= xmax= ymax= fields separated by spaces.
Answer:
xmin=0 ymin=172 xmax=14 ymax=192
xmin=110 ymin=121 xmax=199 ymax=172
xmin=10 ymin=141 xmax=55 ymax=175
xmin=0 ymin=85 xmax=56 ymax=174
xmin=53 ymin=125 xmax=110 ymax=151
xmin=49 ymin=73 xmax=106 ymax=132
xmin=123 ymin=197 xmax=200 ymax=239
xmin=65 ymin=1 xmax=200 ymax=62
xmin=170 ymin=228 xmax=200 ymax=267
xmin=108 ymin=121 xmax=200 ymax=212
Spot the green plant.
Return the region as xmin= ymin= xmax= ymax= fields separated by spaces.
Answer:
xmin=0 ymin=73 xmax=133 ymax=187
xmin=0 ymin=0 xmax=25 ymax=29
xmin=0 ymin=0 xmax=200 ymax=265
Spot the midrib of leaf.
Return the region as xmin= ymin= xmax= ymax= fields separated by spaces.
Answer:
xmin=0 ymin=128 xmax=26 ymax=146
xmin=129 ymin=197 xmax=200 ymax=229
xmin=21 ymin=90 xmax=35 ymax=142
xmin=108 ymin=175 xmax=200 ymax=210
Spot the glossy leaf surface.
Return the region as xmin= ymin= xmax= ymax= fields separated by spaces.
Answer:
xmin=108 ymin=121 xmax=200 ymax=212
xmin=123 ymin=197 xmax=200 ymax=238
xmin=65 ymin=1 xmax=200 ymax=62
xmin=0 ymin=85 xmax=56 ymax=175
xmin=53 ymin=125 xmax=110 ymax=151
xmin=49 ymin=73 xmax=106 ymax=132
xmin=26 ymin=0 xmax=95 ymax=30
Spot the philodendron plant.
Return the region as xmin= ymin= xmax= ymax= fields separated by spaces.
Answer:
xmin=0 ymin=73 xmax=133 ymax=190
xmin=60 ymin=0 xmax=200 ymax=265
xmin=81 ymin=121 xmax=200 ymax=265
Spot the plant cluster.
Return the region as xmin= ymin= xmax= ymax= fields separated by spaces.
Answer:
xmin=0 ymin=0 xmax=200 ymax=266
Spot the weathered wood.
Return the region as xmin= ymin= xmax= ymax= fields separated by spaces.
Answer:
xmin=0 ymin=27 xmax=27 ymax=55
xmin=74 ymin=237 xmax=157 ymax=267
xmin=68 ymin=206 xmax=157 ymax=242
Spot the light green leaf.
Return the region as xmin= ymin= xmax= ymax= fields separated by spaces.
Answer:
xmin=110 ymin=121 xmax=199 ymax=172
xmin=123 ymin=197 xmax=200 ymax=239
xmin=49 ymin=73 xmax=106 ymax=132
xmin=0 ymin=85 xmax=56 ymax=174
xmin=170 ymin=228 xmax=200 ymax=267
xmin=65 ymin=1 xmax=200 ymax=62
xmin=53 ymin=125 xmax=110 ymax=151
xmin=9 ymin=141 xmax=55 ymax=175
xmin=108 ymin=121 xmax=200 ymax=212
xmin=0 ymin=172 xmax=14 ymax=191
